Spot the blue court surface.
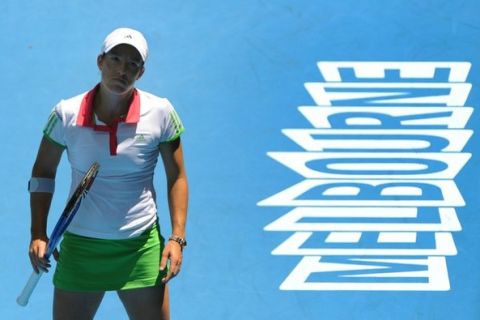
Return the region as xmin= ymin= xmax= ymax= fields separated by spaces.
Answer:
xmin=2 ymin=1 xmax=480 ymax=319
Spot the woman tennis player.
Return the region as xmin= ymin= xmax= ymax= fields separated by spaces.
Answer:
xmin=28 ymin=28 xmax=188 ymax=320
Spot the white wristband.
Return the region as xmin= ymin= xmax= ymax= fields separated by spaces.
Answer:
xmin=28 ymin=177 xmax=55 ymax=193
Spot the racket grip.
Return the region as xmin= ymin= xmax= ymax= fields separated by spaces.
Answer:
xmin=17 ymin=270 xmax=44 ymax=306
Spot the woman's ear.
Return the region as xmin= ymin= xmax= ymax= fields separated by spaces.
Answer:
xmin=136 ymin=66 xmax=145 ymax=80
xmin=97 ymin=54 xmax=104 ymax=71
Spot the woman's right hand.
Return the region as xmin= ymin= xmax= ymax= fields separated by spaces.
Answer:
xmin=29 ymin=237 xmax=51 ymax=274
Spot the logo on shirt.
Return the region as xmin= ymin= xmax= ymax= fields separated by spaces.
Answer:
xmin=135 ymin=134 xmax=146 ymax=143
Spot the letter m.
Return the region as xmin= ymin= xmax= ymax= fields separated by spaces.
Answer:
xmin=280 ymin=256 xmax=450 ymax=291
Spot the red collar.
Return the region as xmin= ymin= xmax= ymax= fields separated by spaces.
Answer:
xmin=76 ymin=84 xmax=140 ymax=127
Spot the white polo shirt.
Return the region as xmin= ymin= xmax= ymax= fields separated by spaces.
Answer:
xmin=43 ymin=84 xmax=184 ymax=239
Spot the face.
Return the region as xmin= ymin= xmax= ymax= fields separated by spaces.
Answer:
xmin=97 ymin=44 xmax=145 ymax=95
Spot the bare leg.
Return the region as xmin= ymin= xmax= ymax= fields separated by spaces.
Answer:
xmin=53 ymin=288 xmax=105 ymax=320
xmin=117 ymin=284 xmax=169 ymax=320
xmin=162 ymin=285 xmax=170 ymax=319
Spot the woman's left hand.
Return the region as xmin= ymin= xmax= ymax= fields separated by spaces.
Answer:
xmin=160 ymin=240 xmax=183 ymax=283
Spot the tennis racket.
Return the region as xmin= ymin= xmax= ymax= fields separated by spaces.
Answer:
xmin=17 ymin=162 xmax=100 ymax=306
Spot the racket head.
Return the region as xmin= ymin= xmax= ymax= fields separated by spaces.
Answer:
xmin=46 ymin=162 xmax=100 ymax=256
xmin=62 ymin=162 xmax=100 ymax=217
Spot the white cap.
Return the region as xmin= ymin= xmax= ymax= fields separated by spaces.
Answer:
xmin=101 ymin=28 xmax=148 ymax=62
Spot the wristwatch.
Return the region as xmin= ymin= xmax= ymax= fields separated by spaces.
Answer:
xmin=169 ymin=235 xmax=187 ymax=250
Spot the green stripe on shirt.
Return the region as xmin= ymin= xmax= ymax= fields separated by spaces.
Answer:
xmin=170 ymin=109 xmax=184 ymax=134
xmin=44 ymin=112 xmax=59 ymax=136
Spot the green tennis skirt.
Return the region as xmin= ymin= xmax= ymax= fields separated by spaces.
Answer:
xmin=53 ymin=223 xmax=166 ymax=291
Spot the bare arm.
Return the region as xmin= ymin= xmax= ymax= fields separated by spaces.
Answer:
xmin=29 ymin=137 xmax=64 ymax=273
xmin=158 ymin=138 xmax=189 ymax=283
